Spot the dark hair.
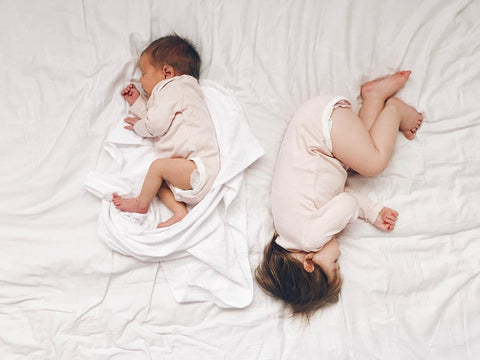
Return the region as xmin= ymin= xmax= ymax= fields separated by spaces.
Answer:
xmin=255 ymin=235 xmax=342 ymax=319
xmin=142 ymin=34 xmax=201 ymax=79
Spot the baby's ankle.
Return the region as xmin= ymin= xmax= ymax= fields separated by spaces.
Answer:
xmin=135 ymin=197 xmax=151 ymax=212
xmin=385 ymin=97 xmax=404 ymax=113
xmin=172 ymin=206 xmax=188 ymax=217
xmin=385 ymin=96 xmax=400 ymax=106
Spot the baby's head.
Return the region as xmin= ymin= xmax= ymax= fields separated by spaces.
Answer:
xmin=255 ymin=236 xmax=342 ymax=319
xmin=139 ymin=34 xmax=201 ymax=96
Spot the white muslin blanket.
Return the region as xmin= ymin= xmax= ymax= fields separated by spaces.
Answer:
xmin=85 ymin=80 xmax=264 ymax=308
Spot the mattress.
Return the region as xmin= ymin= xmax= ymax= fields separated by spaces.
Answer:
xmin=1 ymin=0 xmax=479 ymax=359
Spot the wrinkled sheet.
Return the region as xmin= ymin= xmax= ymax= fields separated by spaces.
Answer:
xmin=1 ymin=0 xmax=479 ymax=359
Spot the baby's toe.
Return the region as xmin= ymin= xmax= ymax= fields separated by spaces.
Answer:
xmin=405 ymin=131 xmax=415 ymax=140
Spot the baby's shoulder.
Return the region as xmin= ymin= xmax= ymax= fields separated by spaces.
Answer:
xmin=177 ymin=75 xmax=202 ymax=92
xmin=175 ymin=75 xmax=205 ymax=102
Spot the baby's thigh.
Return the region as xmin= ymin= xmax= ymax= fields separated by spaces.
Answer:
xmin=150 ymin=158 xmax=196 ymax=190
xmin=330 ymin=108 xmax=378 ymax=171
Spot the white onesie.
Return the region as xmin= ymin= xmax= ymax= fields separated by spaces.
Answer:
xmin=130 ymin=75 xmax=220 ymax=205
xmin=271 ymin=95 xmax=383 ymax=252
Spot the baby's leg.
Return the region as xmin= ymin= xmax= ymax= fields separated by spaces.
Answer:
xmin=330 ymin=98 xmax=422 ymax=176
xmin=358 ymin=71 xmax=411 ymax=130
xmin=112 ymin=158 xmax=196 ymax=214
xmin=156 ymin=183 xmax=188 ymax=228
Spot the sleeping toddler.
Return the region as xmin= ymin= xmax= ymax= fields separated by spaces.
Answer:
xmin=255 ymin=71 xmax=423 ymax=318
xmin=112 ymin=34 xmax=220 ymax=228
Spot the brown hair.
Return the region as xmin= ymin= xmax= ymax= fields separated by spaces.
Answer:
xmin=142 ymin=34 xmax=201 ymax=79
xmin=255 ymin=235 xmax=342 ymax=319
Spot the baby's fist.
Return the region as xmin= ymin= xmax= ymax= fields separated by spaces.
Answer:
xmin=121 ymin=84 xmax=140 ymax=106
xmin=374 ymin=207 xmax=398 ymax=232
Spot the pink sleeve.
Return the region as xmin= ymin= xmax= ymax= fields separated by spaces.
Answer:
xmin=133 ymin=82 xmax=184 ymax=138
xmin=129 ymin=96 xmax=148 ymax=118
xmin=344 ymin=186 xmax=383 ymax=224
xmin=280 ymin=190 xmax=381 ymax=252
xmin=301 ymin=192 xmax=361 ymax=252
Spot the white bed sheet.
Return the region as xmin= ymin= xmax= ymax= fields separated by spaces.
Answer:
xmin=1 ymin=0 xmax=479 ymax=359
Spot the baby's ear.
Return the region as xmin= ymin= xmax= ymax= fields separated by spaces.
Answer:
xmin=303 ymin=256 xmax=315 ymax=273
xmin=162 ymin=65 xmax=175 ymax=79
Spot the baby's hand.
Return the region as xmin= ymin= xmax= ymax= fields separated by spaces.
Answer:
xmin=373 ymin=207 xmax=398 ymax=232
xmin=121 ymin=84 xmax=140 ymax=106
xmin=124 ymin=117 xmax=139 ymax=131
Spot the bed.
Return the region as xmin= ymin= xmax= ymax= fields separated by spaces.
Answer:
xmin=1 ymin=0 xmax=479 ymax=359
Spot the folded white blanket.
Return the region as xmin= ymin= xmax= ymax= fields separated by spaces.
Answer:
xmin=85 ymin=80 xmax=264 ymax=308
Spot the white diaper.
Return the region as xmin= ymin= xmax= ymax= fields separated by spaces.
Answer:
xmin=321 ymin=96 xmax=352 ymax=153
xmin=170 ymin=156 xmax=208 ymax=204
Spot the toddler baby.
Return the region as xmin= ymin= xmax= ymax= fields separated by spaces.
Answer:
xmin=255 ymin=71 xmax=423 ymax=318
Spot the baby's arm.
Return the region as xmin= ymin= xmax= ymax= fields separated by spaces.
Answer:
xmin=121 ymin=84 xmax=147 ymax=132
xmin=303 ymin=192 xmax=361 ymax=251
xmin=121 ymin=84 xmax=141 ymax=106
xmin=344 ymin=187 xmax=398 ymax=231
xmin=344 ymin=187 xmax=383 ymax=224
xmin=132 ymin=81 xmax=183 ymax=137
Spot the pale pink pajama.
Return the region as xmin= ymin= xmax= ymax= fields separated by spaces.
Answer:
xmin=130 ymin=75 xmax=220 ymax=205
xmin=271 ymin=96 xmax=382 ymax=252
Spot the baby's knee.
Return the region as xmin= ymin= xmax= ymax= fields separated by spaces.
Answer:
xmin=148 ymin=158 xmax=169 ymax=176
xmin=354 ymin=160 xmax=388 ymax=177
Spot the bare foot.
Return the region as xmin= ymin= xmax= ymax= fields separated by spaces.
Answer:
xmin=374 ymin=207 xmax=398 ymax=231
xmin=386 ymin=97 xmax=424 ymax=140
xmin=157 ymin=208 xmax=188 ymax=228
xmin=361 ymin=71 xmax=411 ymax=102
xmin=112 ymin=193 xmax=149 ymax=213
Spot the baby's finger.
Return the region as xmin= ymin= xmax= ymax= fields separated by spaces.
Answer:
xmin=384 ymin=217 xmax=396 ymax=225
xmin=124 ymin=125 xmax=134 ymax=130
xmin=386 ymin=212 xmax=397 ymax=220
xmin=386 ymin=214 xmax=397 ymax=221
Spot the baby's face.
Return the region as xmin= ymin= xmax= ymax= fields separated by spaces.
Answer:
xmin=139 ymin=53 xmax=164 ymax=96
xmin=310 ymin=238 xmax=341 ymax=277
xmin=291 ymin=237 xmax=341 ymax=278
